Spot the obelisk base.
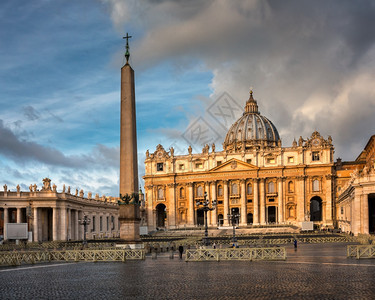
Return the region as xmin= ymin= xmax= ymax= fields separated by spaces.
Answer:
xmin=118 ymin=204 xmax=142 ymax=245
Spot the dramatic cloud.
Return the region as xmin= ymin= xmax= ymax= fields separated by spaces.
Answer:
xmin=104 ymin=0 xmax=375 ymax=160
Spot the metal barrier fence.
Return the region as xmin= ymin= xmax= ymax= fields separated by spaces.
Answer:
xmin=185 ymin=247 xmax=286 ymax=262
xmin=0 ymin=249 xmax=145 ymax=266
xmin=347 ymin=245 xmax=375 ymax=259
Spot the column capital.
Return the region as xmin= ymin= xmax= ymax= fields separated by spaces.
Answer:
xmin=325 ymin=174 xmax=334 ymax=180
xmin=187 ymin=182 xmax=194 ymax=187
xmin=167 ymin=183 xmax=176 ymax=188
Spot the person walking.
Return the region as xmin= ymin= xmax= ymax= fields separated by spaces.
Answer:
xmin=178 ymin=245 xmax=184 ymax=259
xmin=293 ymin=239 xmax=298 ymax=250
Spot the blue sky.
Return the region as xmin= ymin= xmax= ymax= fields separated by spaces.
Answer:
xmin=1 ymin=0 xmax=375 ymax=196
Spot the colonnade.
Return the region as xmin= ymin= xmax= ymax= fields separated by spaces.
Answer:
xmin=1 ymin=206 xmax=119 ymax=242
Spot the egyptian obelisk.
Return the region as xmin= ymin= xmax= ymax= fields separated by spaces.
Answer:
xmin=120 ymin=33 xmax=139 ymax=196
xmin=118 ymin=33 xmax=141 ymax=244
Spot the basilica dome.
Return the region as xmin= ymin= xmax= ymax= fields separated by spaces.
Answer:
xmin=223 ymin=90 xmax=280 ymax=152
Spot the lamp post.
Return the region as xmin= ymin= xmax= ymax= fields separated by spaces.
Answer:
xmin=196 ymin=192 xmax=217 ymax=246
xmin=79 ymin=215 xmax=91 ymax=246
xmin=227 ymin=208 xmax=240 ymax=245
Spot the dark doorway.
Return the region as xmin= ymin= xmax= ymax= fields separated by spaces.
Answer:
xmin=197 ymin=210 xmax=204 ymax=226
xmin=267 ymin=206 xmax=276 ymax=223
xmin=156 ymin=204 xmax=166 ymax=228
xmin=247 ymin=213 xmax=253 ymax=224
xmin=369 ymin=194 xmax=375 ymax=233
xmin=310 ymin=196 xmax=322 ymax=221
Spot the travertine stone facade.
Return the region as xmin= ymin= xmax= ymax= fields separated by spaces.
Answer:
xmin=0 ymin=178 xmax=119 ymax=241
xmin=337 ymin=136 xmax=375 ymax=235
xmin=144 ymin=91 xmax=336 ymax=231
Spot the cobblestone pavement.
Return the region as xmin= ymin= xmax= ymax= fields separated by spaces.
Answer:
xmin=1 ymin=243 xmax=375 ymax=299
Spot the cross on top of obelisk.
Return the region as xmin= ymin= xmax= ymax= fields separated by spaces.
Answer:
xmin=123 ymin=33 xmax=132 ymax=63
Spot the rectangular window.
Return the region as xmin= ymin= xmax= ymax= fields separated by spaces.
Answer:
xmin=111 ymin=216 xmax=115 ymax=230
xmin=266 ymin=158 xmax=275 ymax=164
xmin=288 ymin=156 xmax=294 ymax=163
xmin=106 ymin=216 xmax=109 ymax=231
xmin=341 ymin=207 xmax=344 ymax=215
xmin=195 ymin=162 xmax=203 ymax=169
xmin=92 ymin=216 xmax=96 ymax=232
xmin=100 ymin=216 xmax=103 ymax=232
xmin=157 ymin=163 xmax=164 ymax=171
xmin=247 ymin=199 xmax=252 ymax=203
xmin=179 ymin=164 xmax=185 ymax=170
xmin=269 ymin=198 xmax=275 ymax=202
xmin=217 ymin=161 xmax=222 ymax=166
xmin=218 ymin=200 xmax=223 ymax=204
xmin=312 ymin=151 xmax=320 ymax=161
xmin=246 ymin=159 xmax=252 ymax=164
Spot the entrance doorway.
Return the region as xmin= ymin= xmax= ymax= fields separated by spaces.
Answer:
xmin=310 ymin=196 xmax=322 ymax=221
xmin=197 ymin=210 xmax=204 ymax=226
xmin=156 ymin=204 xmax=166 ymax=228
xmin=247 ymin=213 xmax=253 ymax=224
xmin=267 ymin=206 xmax=276 ymax=223
xmin=369 ymin=194 xmax=375 ymax=233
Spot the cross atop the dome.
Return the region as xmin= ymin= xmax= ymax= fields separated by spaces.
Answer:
xmin=123 ymin=33 xmax=132 ymax=63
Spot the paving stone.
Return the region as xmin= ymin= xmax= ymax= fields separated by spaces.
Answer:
xmin=0 ymin=243 xmax=375 ymax=299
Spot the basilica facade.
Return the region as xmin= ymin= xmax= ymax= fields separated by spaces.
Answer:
xmin=144 ymin=91 xmax=338 ymax=231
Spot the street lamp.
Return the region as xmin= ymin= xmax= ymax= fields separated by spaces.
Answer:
xmin=227 ymin=208 xmax=240 ymax=245
xmin=79 ymin=215 xmax=91 ymax=246
xmin=196 ymin=192 xmax=217 ymax=246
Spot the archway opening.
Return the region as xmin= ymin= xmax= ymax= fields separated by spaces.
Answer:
xmin=369 ymin=194 xmax=375 ymax=233
xmin=197 ymin=209 xmax=204 ymax=226
xmin=267 ymin=206 xmax=276 ymax=223
xmin=156 ymin=204 xmax=166 ymax=228
xmin=247 ymin=213 xmax=253 ymax=224
xmin=310 ymin=196 xmax=322 ymax=221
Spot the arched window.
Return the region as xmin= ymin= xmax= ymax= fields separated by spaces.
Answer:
xmin=288 ymin=181 xmax=294 ymax=193
xmin=312 ymin=179 xmax=320 ymax=192
xmin=179 ymin=187 xmax=185 ymax=199
xmin=196 ymin=186 xmax=203 ymax=197
xmin=268 ymin=182 xmax=275 ymax=193
xmin=218 ymin=185 xmax=223 ymax=197
xmin=231 ymin=183 xmax=238 ymax=195
xmin=247 ymin=184 xmax=252 ymax=195
xmin=157 ymin=188 xmax=164 ymax=200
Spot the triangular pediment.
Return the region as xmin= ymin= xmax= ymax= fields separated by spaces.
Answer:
xmin=210 ymin=158 xmax=258 ymax=172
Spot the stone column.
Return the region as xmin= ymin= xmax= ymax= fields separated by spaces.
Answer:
xmin=146 ymin=186 xmax=155 ymax=231
xmin=362 ymin=193 xmax=369 ymax=234
xmin=53 ymin=207 xmax=59 ymax=241
xmin=297 ymin=176 xmax=306 ymax=222
xmin=33 ymin=207 xmax=39 ymax=242
xmin=260 ymin=179 xmax=266 ymax=225
xmin=223 ymin=180 xmax=229 ymax=226
xmin=353 ymin=190 xmax=361 ymax=235
xmin=188 ymin=183 xmax=194 ymax=226
xmin=325 ymin=175 xmax=333 ymax=226
xmin=205 ymin=183 xmax=211 ymax=227
xmin=3 ymin=208 xmax=9 ymax=240
xmin=16 ymin=208 xmax=22 ymax=223
xmin=253 ymin=179 xmax=259 ymax=225
xmin=60 ymin=207 xmax=67 ymax=241
xmin=78 ymin=210 xmax=83 ymax=240
xmin=240 ymin=180 xmax=247 ymax=226
xmin=74 ymin=210 xmax=79 ymax=240
xmin=67 ymin=208 xmax=71 ymax=240
xmin=211 ymin=181 xmax=217 ymax=226
xmin=168 ymin=183 xmax=176 ymax=229
xmin=278 ymin=178 xmax=284 ymax=224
